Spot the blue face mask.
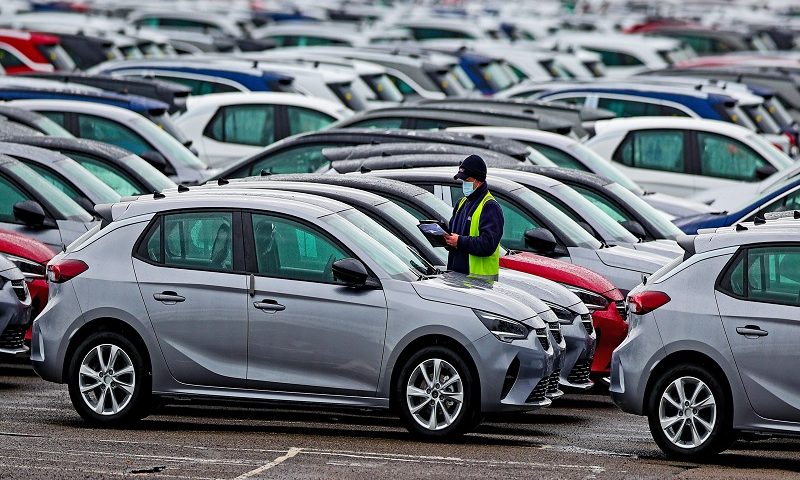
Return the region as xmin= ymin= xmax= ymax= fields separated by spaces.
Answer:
xmin=462 ymin=180 xmax=474 ymax=197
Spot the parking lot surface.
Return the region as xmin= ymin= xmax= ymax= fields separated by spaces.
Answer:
xmin=2 ymin=360 xmax=798 ymax=480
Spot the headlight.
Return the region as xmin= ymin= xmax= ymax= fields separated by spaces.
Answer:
xmin=1 ymin=253 xmax=46 ymax=280
xmin=474 ymin=309 xmax=531 ymax=343
xmin=544 ymin=302 xmax=577 ymax=325
xmin=559 ymin=284 xmax=609 ymax=312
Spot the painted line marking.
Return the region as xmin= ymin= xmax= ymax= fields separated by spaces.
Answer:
xmin=234 ymin=447 xmax=302 ymax=479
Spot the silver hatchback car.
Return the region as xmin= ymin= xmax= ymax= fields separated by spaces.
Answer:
xmin=611 ymin=230 xmax=800 ymax=459
xmin=32 ymin=191 xmax=557 ymax=438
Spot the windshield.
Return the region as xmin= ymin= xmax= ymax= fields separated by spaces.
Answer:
xmin=8 ymin=161 xmax=92 ymax=222
xmin=33 ymin=117 xmax=73 ymax=137
xmin=512 ymin=186 xmax=602 ymax=249
xmin=414 ymin=192 xmax=453 ymax=220
xmin=326 ymin=208 xmax=434 ymax=281
xmin=747 ymin=133 xmax=794 ymax=170
xmin=479 ymin=61 xmax=516 ymax=92
xmin=57 ymin=160 xmax=121 ymax=204
xmin=726 ymin=104 xmax=757 ymax=131
xmin=122 ymin=154 xmax=177 ymax=191
xmin=363 ymin=74 xmax=404 ymax=102
xmin=452 ymin=65 xmax=476 ymax=91
xmin=606 ymin=183 xmax=683 ymax=238
xmin=427 ymin=69 xmax=468 ymax=96
xmin=568 ymin=142 xmax=644 ymax=193
xmin=744 ymin=104 xmax=781 ymax=135
xmin=765 ymin=97 xmax=795 ymax=129
xmin=329 ymin=82 xmax=368 ymax=111
xmin=149 ymin=112 xmax=192 ymax=145
xmin=550 ymin=184 xmax=638 ymax=244
xmin=377 ymin=200 xmax=449 ymax=264
xmin=36 ymin=43 xmax=76 ymax=71
xmin=130 ymin=116 xmax=207 ymax=170
xmin=525 ymin=146 xmax=558 ymax=167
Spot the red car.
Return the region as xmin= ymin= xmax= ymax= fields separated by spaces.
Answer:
xmin=0 ymin=230 xmax=55 ymax=342
xmin=0 ymin=29 xmax=75 ymax=74
xmin=500 ymin=252 xmax=626 ymax=379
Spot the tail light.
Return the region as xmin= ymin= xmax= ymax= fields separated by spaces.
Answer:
xmin=47 ymin=259 xmax=88 ymax=283
xmin=628 ymin=291 xmax=670 ymax=315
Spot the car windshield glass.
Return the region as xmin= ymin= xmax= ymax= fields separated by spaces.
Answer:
xmin=727 ymin=104 xmax=757 ymax=130
xmin=329 ymin=82 xmax=369 ymax=111
xmin=363 ymin=74 xmax=404 ymax=102
xmin=568 ymin=142 xmax=643 ymax=193
xmin=765 ymin=97 xmax=794 ymax=129
xmin=525 ymin=146 xmax=558 ymax=167
xmin=746 ymin=133 xmax=794 ymax=170
xmin=427 ymin=68 xmax=468 ymax=96
xmin=121 ymin=154 xmax=178 ymax=191
xmin=150 ymin=112 xmax=191 ymax=145
xmin=326 ymin=208 xmax=433 ymax=281
xmin=511 ymin=185 xmax=602 ymax=249
xmin=377 ymin=200 xmax=448 ymax=264
xmin=7 ymin=161 xmax=92 ymax=221
xmin=56 ymin=159 xmax=121 ymax=204
xmin=130 ymin=116 xmax=207 ymax=170
xmin=415 ymin=192 xmax=453 ymax=220
xmin=33 ymin=117 xmax=73 ymax=137
xmin=452 ymin=65 xmax=475 ymax=91
xmin=36 ymin=43 xmax=76 ymax=71
xmin=606 ymin=183 xmax=683 ymax=238
xmin=551 ymin=184 xmax=638 ymax=243
xmin=480 ymin=61 xmax=516 ymax=91
xmin=744 ymin=104 xmax=781 ymax=135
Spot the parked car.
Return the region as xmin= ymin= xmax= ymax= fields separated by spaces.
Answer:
xmin=0 ymin=105 xmax=74 ymax=138
xmin=174 ymin=92 xmax=350 ymax=168
xmin=611 ymin=229 xmax=800 ymax=459
xmin=0 ymin=154 xmax=96 ymax=250
xmin=32 ymin=190 xmax=557 ymax=437
xmin=7 ymin=100 xmax=214 ymax=184
xmin=629 ymin=24 xmax=776 ymax=55
xmin=0 ymin=136 xmax=177 ymax=196
xmin=0 ymin=29 xmax=75 ymax=74
xmin=251 ymin=22 xmax=412 ymax=47
xmin=0 ymin=254 xmax=31 ymax=356
xmin=584 ymin=117 xmax=795 ymax=197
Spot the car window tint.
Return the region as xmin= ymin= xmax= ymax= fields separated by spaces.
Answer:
xmin=251 ymin=213 xmax=347 ymax=283
xmin=551 ymin=96 xmax=585 ymax=106
xmin=387 ymin=75 xmax=416 ymax=96
xmin=617 ymin=129 xmax=685 ymax=173
xmin=25 ymin=164 xmax=82 ymax=203
xmin=207 ymin=105 xmax=275 ymax=147
xmin=69 ymin=153 xmax=143 ymax=196
xmin=249 ymin=144 xmax=335 ymax=176
xmin=530 ymin=143 xmax=588 ymax=170
xmin=759 ymin=187 xmax=800 ymax=216
xmin=493 ymin=196 xmax=540 ymax=251
xmin=598 ymin=98 xmax=662 ymax=117
xmin=0 ymin=174 xmax=28 ymax=223
xmin=660 ymin=104 xmax=690 ymax=117
xmin=39 ymin=111 xmax=66 ymax=127
xmin=287 ymin=106 xmax=336 ymax=136
xmin=0 ymin=48 xmax=25 ymax=68
xmin=345 ymin=117 xmax=403 ymax=129
xmin=574 ymin=186 xmax=631 ymax=222
xmin=163 ymin=211 xmax=233 ymax=272
xmin=76 ymin=114 xmax=152 ymax=155
xmin=410 ymin=27 xmax=474 ymax=40
xmin=142 ymin=221 xmax=162 ymax=263
xmin=698 ymin=131 xmax=765 ymax=181
xmin=746 ymin=247 xmax=800 ymax=307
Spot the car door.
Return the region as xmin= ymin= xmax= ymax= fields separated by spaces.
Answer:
xmin=692 ymin=131 xmax=769 ymax=193
xmin=132 ymin=210 xmax=249 ymax=388
xmin=244 ymin=212 xmax=388 ymax=396
xmin=201 ymin=104 xmax=280 ymax=167
xmin=715 ymin=245 xmax=800 ymax=422
xmin=612 ymin=129 xmax=693 ymax=196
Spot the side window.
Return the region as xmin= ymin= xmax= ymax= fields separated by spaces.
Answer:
xmin=39 ymin=111 xmax=66 ymax=127
xmin=251 ymin=214 xmax=348 ymax=283
xmin=551 ymin=96 xmax=586 ymax=106
xmin=248 ymin=144 xmax=335 ymax=176
xmin=598 ymin=98 xmax=662 ymax=117
xmin=286 ymin=106 xmax=336 ymax=136
xmin=0 ymin=174 xmax=29 ymax=223
xmin=68 ymin=153 xmax=143 ymax=196
xmin=296 ymin=36 xmax=348 ymax=47
xmin=153 ymin=75 xmax=239 ymax=95
xmin=660 ymin=104 xmax=690 ymax=117
xmin=616 ymin=129 xmax=686 ymax=173
xmin=494 ymin=197 xmax=540 ymax=251
xmin=139 ymin=219 xmax=163 ymax=264
xmin=25 ymin=164 xmax=82 ymax=203
xmin=162 ymin=211 xmax=234 ymax=272
xmin=345 ymin=117 xmax=403 ymax=129
xmin=574 ymin=186 xmax=632 ymax=223
xmin=76 ymin=114 xmax=153 ymax=155
xmin=387 ymin=75 xmax=416 ymax=96
xmin=206 ymin=105 xmax=275 ymax=146
xmin=530 ymin=143 xmax=589 ymax=171
xmin=697 ymin=132 xmax=765 ymax=181
xmin=586 ymin=49 xmax=644 ymax=67
xmin=721 ymin=246 xmax=800 ymax=307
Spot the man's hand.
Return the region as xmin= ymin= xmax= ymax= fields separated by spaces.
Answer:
xmin=444 ymin=233 xmax=459 ymax=248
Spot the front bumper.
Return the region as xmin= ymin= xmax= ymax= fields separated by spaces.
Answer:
xmin=0 ymin=285 xmax=31 ymax=355
xmin=560 ymin=317 xmax=596 ymax=390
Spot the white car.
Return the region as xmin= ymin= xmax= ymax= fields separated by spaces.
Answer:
xmin=174 ymin=92 xmax=351 ymax=168
xmin=251 ymin=22 xmax=412 ymax=47
xmin=446 ymin=126 xmax=716 ymax=218
xmin=584 ymin=117 xmax=795 ymax=197
xmin=694 ymin=161 xmax=800 ymax=211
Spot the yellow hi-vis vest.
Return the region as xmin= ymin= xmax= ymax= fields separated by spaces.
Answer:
xmin=456 ymin=191 xmax=500 ymax=280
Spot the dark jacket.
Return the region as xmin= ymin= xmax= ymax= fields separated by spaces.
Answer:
xmin=447 ymin=182 xmax=504 ymax=274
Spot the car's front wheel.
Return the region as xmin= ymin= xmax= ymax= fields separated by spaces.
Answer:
xmin=647 ymin=364 xmax=732 ymax=460
xmin=396 ymin=346 xmax=479 ymax=438
xmin=67 ymin=331 xmax=150 ymax=425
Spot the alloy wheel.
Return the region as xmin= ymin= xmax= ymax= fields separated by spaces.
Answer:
xmin=406 ymin=358 xmax=464 ymax=431
xmin=658 ymin=375 xmax=717 ymax=449
xmin=78 ymin=344 xmax=136 ymax=416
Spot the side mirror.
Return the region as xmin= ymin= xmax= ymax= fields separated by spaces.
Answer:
xmin=756 ymin=164 xmax=778 ymax=180
xmin=332 ymin=258 xmax=370 ymax=287
xmin=620 ymin=219 xmax=647 ymax=240
xmin=524 ymin=227 xmax=558 ymax=254
xmin=140 ymin=150 xmax=174 ymax=175
xmin=13 ymin=200 xmax=47 ymax=228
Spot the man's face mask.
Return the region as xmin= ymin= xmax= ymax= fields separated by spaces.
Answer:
xmin=462 ymin=180 xmax=474 ymax=197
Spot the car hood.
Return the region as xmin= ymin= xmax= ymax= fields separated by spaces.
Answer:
xmin=412 ymin=272 xmax=545 ymax=328
xmin=641 ymin=191 xmax=716 ymax=218
xmin=498 ymin=268 xmax=586 ymax=314
xmin=593 ymin=245 xmax=670 ymax=275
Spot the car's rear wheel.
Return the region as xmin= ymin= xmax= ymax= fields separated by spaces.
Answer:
xmin=647 ymin=364 xmax=732 ymax=460
xmin=395 ymin=346 xmax=478 ymax=438
xmin=68 ymin=331 xmax=150 ymax=425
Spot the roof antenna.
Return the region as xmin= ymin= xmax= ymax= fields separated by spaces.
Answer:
xmin=217 ymin=178 xmax=229 ymax=185
xmin=359 ymin=165 xmax=372 ymax=174
xmin=735 ymin=223 xmax=748 ymax=231
xmin=153 ymin=192 xmax=166 ymax=199
xmin=177 ymin=184 xmax=190 ymax=192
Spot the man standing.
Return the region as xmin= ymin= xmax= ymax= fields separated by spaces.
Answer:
xmin=444 ymin=155 xmax=505 ymax=281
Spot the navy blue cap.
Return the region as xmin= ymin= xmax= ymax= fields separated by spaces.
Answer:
xmin=454 ymin=154 xmax=487 ymax=181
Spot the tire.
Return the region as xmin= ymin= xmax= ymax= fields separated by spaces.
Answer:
xmin=647 ymin=364 xmax=733 ymax=460
xmin=67 ymin=331 xmax=150 ymax=426
xmin=395 ymin=346 xmax=479 ymax=439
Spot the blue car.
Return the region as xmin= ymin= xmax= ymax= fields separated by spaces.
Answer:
xmin=675 ymin=176 xmax=800 ymax=233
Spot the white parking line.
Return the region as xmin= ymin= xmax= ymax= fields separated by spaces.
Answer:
xmin=233 ymin=447 xmax=302 ymax=479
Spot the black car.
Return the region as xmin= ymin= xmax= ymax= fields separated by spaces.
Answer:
xmin=211 ymin=128 xmax=535 ymax=180
xmin=3 ymin=136 xmax=177 ymax=196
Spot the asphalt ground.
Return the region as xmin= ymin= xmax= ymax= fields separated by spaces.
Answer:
xmin=2 ymin=359 xmax=799 ymax=480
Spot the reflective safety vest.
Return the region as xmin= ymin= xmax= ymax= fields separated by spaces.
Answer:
xmin=456 ymin=191 xmax=500 ymax=280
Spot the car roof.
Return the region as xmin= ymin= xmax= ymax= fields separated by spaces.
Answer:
xmin=183 ymin=91 xmax=347 ymax=114
xmin=446 ymin=126 xmax=578 ymax=149
xmin=366 ymin=166 xmax=528 ymax=192
xmin=592 ymin=116 xmax=755 ymax=136
xmin=6 ymin=99 xmax=144 ymax=118
xmin=0 ymin=135 xmax=134 ymax=161
xmin=230 ymin=178 xmax=389 ymax=207
xmin=0 ymin=141 xmax=70 ymax=166
xmin=501 ymin=164 xmax=614 ymax=188
xmin=260 ymin=173 xmax=435 ymax=202
xmin=418 ymin=98 xmax=616 ymax=122
xmin=331 ymin=153 xmax=519 ymax=174
xmin=691 ymin=228 xmax=800 ymax=255
xmin=322 ymin=142 xmax=524 ymax=164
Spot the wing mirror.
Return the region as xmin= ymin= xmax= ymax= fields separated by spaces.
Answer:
xmin=140 ymin=150 xmax=175 ymax=175
xmin=332 ymin=258 xmax=379 ymax=288
xmin=524 ymin=227 xmax=558 ymax=254
xmin=755 ymin=164 xmax=778 ymax=180
xmin=620 ymin=220 xmax=647 ymax=240
xmin=13 ymin=200 xmax=48 ymax=228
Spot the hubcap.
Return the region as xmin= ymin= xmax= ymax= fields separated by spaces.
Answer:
xmin=658 ymin=376 xmax=716 ymax=449
xmin=78 ymin=344 xmax=136 ymax=416
xmin=406 ymin=358 xmax=464 ymax=431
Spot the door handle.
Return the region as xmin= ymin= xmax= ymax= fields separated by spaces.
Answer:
xmin=153 ymin=291 xmax=185 ymax=304
xmin=736 ymin=325 xmax=768 ymax=338
xmin=253 ymin=299 xmax=285 ymax=312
